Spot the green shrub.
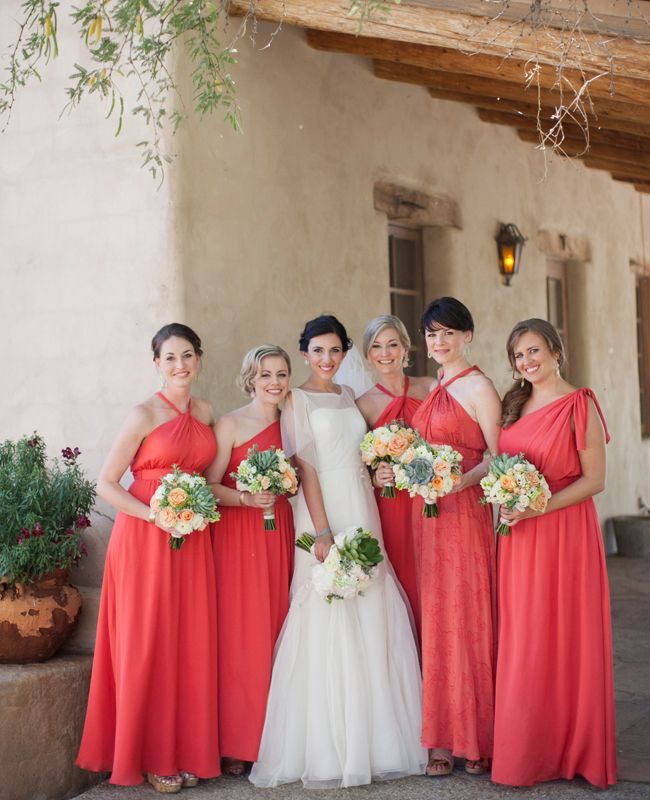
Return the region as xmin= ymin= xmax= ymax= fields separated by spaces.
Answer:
xmin=0 ymin=433 xmax=96 ymax=585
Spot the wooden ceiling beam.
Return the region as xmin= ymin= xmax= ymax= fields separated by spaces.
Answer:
xmin=229 ymin=0 xmax=650 ymax=81
xmin=583 ymin=158 xmax=650 ymax=182
xmin=517 ymin=128 xmax=650 ymax=168
xmin=478 ymin=109 xmax=650 ymax=152
xmin=307 ymin=30 xmax=650 ymax=107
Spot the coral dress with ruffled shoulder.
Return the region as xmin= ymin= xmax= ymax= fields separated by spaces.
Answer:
xmin=213 ymin=420 xmax=293 ymax=763
xmin=77 ymin=394 xmax=220 ymax=785
xmin=492 ymin=389 xmax=616 ymax=788
xmin=374 ymin=378 xmax=422 ymax=633
xmin=412 ymin=367 xmax=496 ymax=761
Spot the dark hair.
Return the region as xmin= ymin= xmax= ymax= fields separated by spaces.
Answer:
xmin=420 ymin=297 xmax=474 ymax=334
xmin=501 ymin=318 xmax=566 ymax=427
xmin=299 ymin=314 xmax=352 ymax=352
xmin=151 ymin=323 xmax=203 ymax=359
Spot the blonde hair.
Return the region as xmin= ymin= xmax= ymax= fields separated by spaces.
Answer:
xmin=362 ymin=315 xmax=412 ymax=359
xmin=237 ymin=344 xmax=292 ymax=395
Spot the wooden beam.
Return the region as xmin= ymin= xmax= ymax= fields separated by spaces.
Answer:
xmin=477 ymin=109 xmax=650 ymax=151
xmin=307 ymin=30 xmax=650 ymax=107
xmin=229 ymin=0 xmax=650 ymax=80
xmin=584 ymin=158 xmax=650 ymax=183
xmin=517 ymin=128 xmax=650 ymax=168
xmin=610 ymin=175 xmax=650 ymax=194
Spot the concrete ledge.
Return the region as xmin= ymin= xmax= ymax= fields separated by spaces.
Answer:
xmin=0 ymin=654 xmax=103 ymax=800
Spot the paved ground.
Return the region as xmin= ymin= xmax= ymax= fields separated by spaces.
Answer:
xmin=78 ymin=556 xmax=650 ymax=800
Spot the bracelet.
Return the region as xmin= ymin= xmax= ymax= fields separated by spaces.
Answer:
xmin=239 ymin=491 xmax=247 ymax=507
xmin=148 ymin=509 xmax=157 ymax=524
xmin=315 ymin=527 xmax=331 ymax=539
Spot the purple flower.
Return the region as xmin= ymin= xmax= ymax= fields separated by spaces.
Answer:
xmin=64 ymin=528 xmax=76 ymax=536
xmin=32 ymin=522 xmax=44 ymax=537
xmin=76 ymin=515 xmax=91 ymax=529
xmin=61 ymin=446 xmax=82 ymax=464
xmin=27 ymin=435 xmax=41 ymax=448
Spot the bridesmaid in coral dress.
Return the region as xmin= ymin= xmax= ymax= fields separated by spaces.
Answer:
xmin=357 ymin=315 xmax=432 ymax=633
xmin=76 ymin=324 xmax=220 ymax=792
xmin=206 ymin=345 xmax=294 ymax=777
xmin=492 ymin=318 xmax=616 ymax=788
xmin=412 ymin=297 xmax=501 ymax=778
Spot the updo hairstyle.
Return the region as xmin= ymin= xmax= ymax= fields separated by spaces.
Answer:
xmin=237 ymin=344 xmax=292 ymax=395
xmin=501 ymin=318 xmax=566 ymax=428
xmin=420 ymin=297 xmax=474 ymax=334
xmin=299 ymin=314 xmax=352 ymax=352
xmin=362 ymin=315 xmax=411 ymax=359
xmin=151 ymin=323 xmax=203 ymax=359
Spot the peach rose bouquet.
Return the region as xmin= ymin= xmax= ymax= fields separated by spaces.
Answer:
xmin=393 ymin=441 xmax=463 ymax=517
xmin=359 ymin=421 xmax=418 ymax=498
xmin=480 ymin=452 xmax=551 ymax=536
xmin=150 ymin=465 xmax=220 ymax=550
xmin=231 ymin=445 xmax=298 ymax=530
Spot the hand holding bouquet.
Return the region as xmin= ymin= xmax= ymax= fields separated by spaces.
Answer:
xmin=393 ymin=441 xmax=463 ymax=517
xmin=150 ymin=466 xmax=221 ymax=550
xmin=296 ymin=526 xmax=384 ymax=603
xmin=480 ymin=452 xmax=551 ymax=535
xmin=359 ymin=421 xmax=418 ymax=498
xmin=231 ymin=445 xmax=298 ymax=530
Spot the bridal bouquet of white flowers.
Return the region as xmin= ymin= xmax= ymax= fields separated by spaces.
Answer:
xmin=393 ymin=441 xmax=463 ymax=517
xmin=296 ymin=526 xmax=384 ymax=603
xmin=150 ymin=465 xmax=221 ymax=550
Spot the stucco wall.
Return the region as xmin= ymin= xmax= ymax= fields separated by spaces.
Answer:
xmin=2 ymin=16 xmax=650 ymax=648
xmin=176 ymin=22 xmax=650 ymax=522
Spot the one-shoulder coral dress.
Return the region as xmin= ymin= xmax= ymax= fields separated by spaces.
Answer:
xmin=76 ymin=394 xmax=220 ymax=785
xmin=492 ymin=389 xmax=616 ymax=788
xmin=213 ymin=420 xmax=293 ymax=763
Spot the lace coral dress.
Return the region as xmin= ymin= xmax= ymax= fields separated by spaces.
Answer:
xmin=213 ymin=420 xmax=293 ymax=763
xmin=492 ymin=389 xmax=616 ymax=788
xmin=76 ymin=394 xmax=220 ymax=785
xmin=412 ymin=367 xmax=496 ymax=761
xmin=373 ymin=378 xmax=423 ymax=634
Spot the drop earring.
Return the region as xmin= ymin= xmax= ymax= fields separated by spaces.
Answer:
xmin=520 ymin=376 xmax=525 ymax=388
xmin=427 ymin=352 xmax=433 ymax=360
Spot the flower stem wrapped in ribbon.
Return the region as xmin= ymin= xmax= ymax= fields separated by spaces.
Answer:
xmin=150 ymin=465 xmax=220 ymax=550
xmin=359 ymin=420 xmax=418 ymax=498
xmin=296 ymin=526 xmax=384 ymax=603
xmin=393 ymin=441 xmax=463 ymax=517
xmin=231 ymin=445 xmax=298 ymax=531
xmin=480 ymin=452 xmax=551 ymax=536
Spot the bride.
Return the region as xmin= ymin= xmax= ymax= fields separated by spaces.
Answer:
xmin=249 ymin=315 xmax=426 ymax=789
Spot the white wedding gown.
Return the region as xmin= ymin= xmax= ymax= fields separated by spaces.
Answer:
xmin=249 ymin=386 xmax=426 ymax=789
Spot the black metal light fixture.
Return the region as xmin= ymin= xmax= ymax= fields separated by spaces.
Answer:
xmin=496 ymin=223 xmax=526 ymax=286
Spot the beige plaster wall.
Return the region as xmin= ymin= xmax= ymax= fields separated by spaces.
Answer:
xmin=177 ymin=22 xmax=650 ymax=523
xmin=0 ymin=13 xmax=185 ymax=647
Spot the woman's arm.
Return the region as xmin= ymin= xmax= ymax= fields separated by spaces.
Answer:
xmin=297 ymin=455 xmax=334 ymax=561
xmin=501 ymin=398 xmax=606 ymax=527
xmin=96 ymin=405 xmax=157 ymax=521
xmin=205 ymin=416 xmax=275 ymax=510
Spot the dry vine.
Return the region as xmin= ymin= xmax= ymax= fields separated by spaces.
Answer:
xmin=475 ymin=0 xmax=650 ymax=164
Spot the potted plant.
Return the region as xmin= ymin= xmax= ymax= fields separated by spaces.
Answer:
xmin=0 ymin=433 xmax=96 ymax=663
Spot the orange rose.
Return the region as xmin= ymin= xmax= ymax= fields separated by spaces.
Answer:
xmin=432 ymin=476 xmax=444 ymax=491
xmin=529 ymin=493 xmax=547 ymax=513
xmin=451 ymin=472 xmax=461 ymax=484
xmin=159 ymin=507 xmax=178 ymax=527
xmin=179 ymin=508 xmax=194 ymax=522
xmin=499 ymin=475 xmax=516 ymax=492
xmin=283 ymin=470 xmax=298 ymax=493
xmin=433 ymin=458 xmax=451 ymax=477
xmin=527 ymin=472 xmax=540 ymax=486
xmin=387 ymin=434 xmax=408 ymax=457
xmin=150 ymin=497 xmax=161 ymax=512
xmin=374 ymin=439 xmax=389 ymax=458
xmin=168 ymin=487 xmax=188 ymax=507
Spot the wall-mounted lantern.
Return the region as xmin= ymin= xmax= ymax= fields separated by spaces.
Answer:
xmin=496 ymin=223 xmax=526 ymax=286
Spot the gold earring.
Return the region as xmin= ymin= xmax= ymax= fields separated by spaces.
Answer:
xmin=556 ymin=362 xmax=561 ymax=377
xmin=520 ymin=375 xmax=525 ymax=388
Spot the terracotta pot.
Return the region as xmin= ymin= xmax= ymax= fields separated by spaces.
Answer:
xmin=0 ymin=569 xmax=82 ymax=663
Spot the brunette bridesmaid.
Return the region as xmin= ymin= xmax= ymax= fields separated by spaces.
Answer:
xmin=76 ymin=323 xmax=220 ymax=792
xmin=357 ymin=315 xmax=432 ymax=633
xmin=412 ymin=297 xmax=501 ymax=777
xmin=206 ymin=345 xmax=294 ymax=777
xmin=492 ymin=319 xmax=616 ymax=788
